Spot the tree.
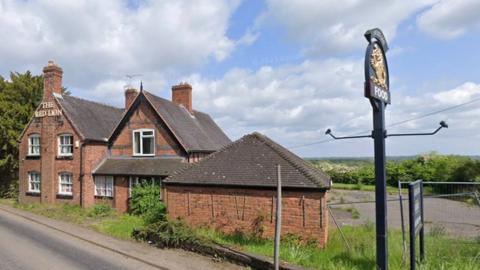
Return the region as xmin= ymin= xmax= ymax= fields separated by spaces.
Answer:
xmin=0 ymin=72 xmax=43 ymax=195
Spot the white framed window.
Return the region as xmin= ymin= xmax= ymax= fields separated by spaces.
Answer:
xmin=129 ymin=176 xmax=161 ymax=197
xmin=58 ymin=173 xmax=73 ymax=195
xmin=28 ymin=171 xmax=41 ymax=193
xmin=94 ymin=176 xmax=114 ymax=197
xmin=58 ymin=134 xmax=73 ymax=156
xmin=28 ymin=134 xmax=41 ymax=156
xmin=133 ymin=129 xmax=155 ymax=156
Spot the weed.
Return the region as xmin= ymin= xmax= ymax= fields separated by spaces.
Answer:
xmin=428 ymin=223 xmax=447 ymax=237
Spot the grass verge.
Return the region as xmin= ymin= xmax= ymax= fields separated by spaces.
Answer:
xmin=0 ymin=199 xmax=143 ymax=240
xmin=332 ymin=183 xmax=405 ymax=194
xmin=197 ymin=224 xmax=480 ymax=270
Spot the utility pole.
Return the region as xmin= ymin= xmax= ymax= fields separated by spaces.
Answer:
xmin=274 ymin=164 xmax=282 ymax=270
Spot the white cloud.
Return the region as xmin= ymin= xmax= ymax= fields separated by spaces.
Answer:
xmin=433 ymin=82 xmax=480 ymax=105
xmin=259 ymin=0 xmax=435 ymax=55
xmin=0 ymin=0 xmax=240 ymax=90
xmin=417 ymin=0 xmax=480 ymax=39
xmin=184 ymin=58 xmax=480 ymax=157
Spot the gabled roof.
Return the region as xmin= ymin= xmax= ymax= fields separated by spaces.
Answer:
xmin=164 ymin=132 xmax=331 ymax=189
xmin=55 ymin=95 xmax=124 ymax=141
xmin=109 ymin=90 xmax=231 ymax=153
xmin=93 ymin=157 xmax=187 ymax=176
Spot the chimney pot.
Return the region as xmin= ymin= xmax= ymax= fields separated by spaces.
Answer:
xmin=172 ymin=83 xmax=192 ymax=113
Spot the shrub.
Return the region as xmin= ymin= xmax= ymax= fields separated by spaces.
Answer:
xmin=130 ymin=185 xmax=166 ymax=224
xmin=133 ymin=219 xmax=201 ymax=248
xmin=88 ymin=203 xmax=114 ymax=218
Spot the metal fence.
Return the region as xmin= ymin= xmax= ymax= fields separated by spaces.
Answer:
xmin=326 ymin=182 xmax=480 ymax=268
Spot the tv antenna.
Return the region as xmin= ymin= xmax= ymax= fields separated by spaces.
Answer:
xmin=124 ymin=74 xmax=142 ymax=90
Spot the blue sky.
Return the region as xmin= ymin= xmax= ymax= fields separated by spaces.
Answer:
xmin=1 ymin=0 xmax=479 ymax=157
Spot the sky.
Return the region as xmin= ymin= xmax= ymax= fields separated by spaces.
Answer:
xmin=1 ymin=0 xmax=479 ymax=157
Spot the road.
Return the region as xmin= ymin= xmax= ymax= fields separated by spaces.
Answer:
xmin=0 ymin=208 xmax=244 ymax=270
xmin=329 ymin=189 xmax=480 ymax=238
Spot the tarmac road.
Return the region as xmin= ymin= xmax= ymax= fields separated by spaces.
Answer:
xmin=0 ymin=208 xmax=243 ymax=270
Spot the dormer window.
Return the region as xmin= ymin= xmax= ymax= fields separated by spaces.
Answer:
xmin=28 ymin=134 xmax=41 ymax=156
xmin=58 ymin=134 xmax=73 ymax=156
xmin=133 ymin=129 xmax=155 ymax=156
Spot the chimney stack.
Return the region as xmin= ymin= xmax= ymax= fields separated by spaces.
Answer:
xmin=172 ymin=83 xmax=192 ymax=113
xmin=42 ymin=60 xmax=63 ymax=100
xmin=124 ymin=88 xmax=138 ymax=109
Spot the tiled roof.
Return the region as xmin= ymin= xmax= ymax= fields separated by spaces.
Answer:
xmin=165 ymin=132 xmax=331 ymax=189
xmin=56 ymin=95 xmax=123 ymax=141
xmin=143 ymin=91 xmax=231 ymax=152
xmin=93 ymin=157 xmax=187 ymax=176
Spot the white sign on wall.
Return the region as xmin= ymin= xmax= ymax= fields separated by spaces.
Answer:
xmin=34 ymin=102 xmax=62 ymax=118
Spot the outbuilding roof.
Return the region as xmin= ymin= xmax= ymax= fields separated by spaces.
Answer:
xmin=93 ymin=157 xmax=187 ymax=176
xmin=56 ymin=95 xmax=123 ymax=141
xmin=164 ymin=132 xmax=331 ymax=189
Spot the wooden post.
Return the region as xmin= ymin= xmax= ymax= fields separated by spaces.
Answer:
xmin=274 ymin=164 xmax=282 ymax=270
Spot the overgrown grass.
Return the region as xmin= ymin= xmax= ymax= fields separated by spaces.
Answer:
xmin=0 ymin=199 xmax=144 ymax=240
xmin=197 ymin=224 xmax=480 ymax=270
xmin=92 ymin=214 xmax=144 ymax=240
xmin=332 ymin=183 xmax=406 ymax=194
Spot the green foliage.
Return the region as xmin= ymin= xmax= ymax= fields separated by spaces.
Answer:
xmin=129 ymin=185 xmax=166 ymax=224
xmin=312 ymin=153 xmax=480 ymax=186
xmin=93 ymin=215 xmax=144 ymax=240
xmin=198 ymin=224 xmax=480 ymax=270
xmin=0 ymin=72 xmax=43 ymax=195
xmin=88 ymin=203 xmax=114 ymax=218
xmin=133 ymin=219 xmax=201 ymax=248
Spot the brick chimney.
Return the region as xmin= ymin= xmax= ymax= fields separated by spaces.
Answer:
xmin=125 ymin=88 xmax=138 ymax=109
xmin=42 ymin=60 xmax=63 ymax=100
xmin=172 ymin=83 xmax=192 ymax=113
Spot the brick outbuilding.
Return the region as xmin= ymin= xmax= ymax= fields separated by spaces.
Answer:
xmin=164 ymin=132 xmax=331 ymax=246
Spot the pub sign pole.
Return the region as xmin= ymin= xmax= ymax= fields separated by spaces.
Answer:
xmin=364 ymin=28 xmax=390 ymax=270
xmin=325 ymin=28 xmax=447 ymax=270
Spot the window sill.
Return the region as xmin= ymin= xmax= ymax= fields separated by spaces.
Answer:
xmin=94 ymin=196 xmax=114 ymax=200
xmin=56 ymin=194 xmax=73 ymax=199
xmin=133 ymin=154 xmax=155 ymax=157
xmin=26 ymin=155 xmax=41 ymax=160
xmin=56 ymin=155 xmax=73 ymax=160
xmin=25 ymin=192 xmax=41 ymax=197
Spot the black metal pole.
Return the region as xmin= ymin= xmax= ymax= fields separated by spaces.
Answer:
xmin=419 ymin=183 xmax=425 ymax=262
xmin=373 ymin=101 xmax=388 ymax=270
xmin=408 ymin=184 xmax=416 ymax=270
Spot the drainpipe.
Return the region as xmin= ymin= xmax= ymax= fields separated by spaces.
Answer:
xmin=79 ymin=141 xmax=85 ymax=207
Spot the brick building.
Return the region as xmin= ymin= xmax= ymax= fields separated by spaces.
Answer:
xmin=164 ymin=132 xmax=331 ymax=246
xmin=18 ymin=61 xmax=230 ymax=212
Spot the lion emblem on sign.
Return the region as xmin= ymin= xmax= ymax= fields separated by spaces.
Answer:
xmin=370 ymin=43 xmax=388 ymax=90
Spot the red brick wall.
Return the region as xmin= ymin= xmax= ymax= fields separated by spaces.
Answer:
xmin=81 ymin=144 xmax=109 ymax=207
xmin=111 ymin=101 xmax=185 ymax=158
xmin=114 ymin=176 xmax=130 ymax=213
xmin=19 ymin=98 xmax=83 ymax=205
xmin=165 ymin=185 xmax=329 ymax=246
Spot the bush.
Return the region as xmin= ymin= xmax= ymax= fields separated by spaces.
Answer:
xmin=130 ymin=185 xmax=166 ymax=224
xmin=88 ymin=203 xmax=114 ymax=218
xmin=0 ymin=180 xmax=18 ymax=200
xmin=133 ymin=219 xmax=201 ymax=248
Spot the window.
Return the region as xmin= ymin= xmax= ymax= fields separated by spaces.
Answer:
xmin=28 ymin=172 xmax=41 ymax=193
xmin=94 ymin=176 xmax=114 ymax=197
xmin=133 ymin=129 xmax=155 ymax=156
xmin=129 ymin=176 xmax=161 ymax=197
xmin=58 ymin=134 xmax=73 ymax=156
xmin=28 ymin=134 xmax=41 ymax=156
xmin=58 ymin=173 xmax=73 ymax=195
